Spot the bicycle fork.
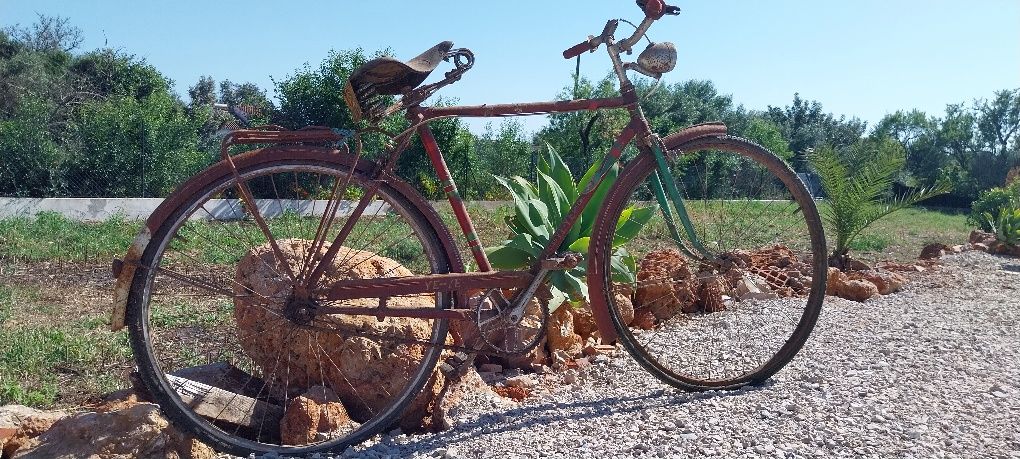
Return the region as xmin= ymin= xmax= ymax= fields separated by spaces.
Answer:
xmin=647 ymin=140 xmax=710 ymax=259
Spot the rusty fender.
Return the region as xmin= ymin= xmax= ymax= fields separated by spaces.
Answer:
xmin=110 ymin=227 xmax=150 ymax=331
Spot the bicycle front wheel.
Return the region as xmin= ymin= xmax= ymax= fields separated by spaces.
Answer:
xmin=126 ymin=147 xmax=455 ymax=456
xmin=589 ymin=135 xmax=827 ymax=390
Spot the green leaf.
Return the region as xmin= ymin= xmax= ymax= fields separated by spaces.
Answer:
xmin=567 ymin=236 xmax=590 ymax=253
xmin=610 ymin=247 xmax=637 ymax=284
xmin=485 ymin=245 xmax=534 ymax=269
xmin=613 ymin=204 xmax=657 ymax=247
xmin=537 ymin=171 xmax=570 ymax=227
xmin=578 ymin=162 xmax=619 ymax=236
xmin=544 ymin=144 xmax=578 ymax=202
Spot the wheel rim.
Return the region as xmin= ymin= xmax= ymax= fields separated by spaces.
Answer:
xmin=130 ymin=159 xmax=449 ymax=453
xmin=597 ymin=137 xmax=826 ymax=388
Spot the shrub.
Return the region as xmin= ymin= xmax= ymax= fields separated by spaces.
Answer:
xmin=969 ymin=181 xmax=1020 ymax=232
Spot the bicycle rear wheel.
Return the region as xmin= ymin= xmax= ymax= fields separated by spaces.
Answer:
xmin=589 ymin=135 xmax=826 ymax=390
xmin=126 ymin=147 xmax=455 ymax=456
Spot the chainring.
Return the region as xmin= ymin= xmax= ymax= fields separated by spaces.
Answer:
xmin=473 ymin=288 xmax=549 ymax=355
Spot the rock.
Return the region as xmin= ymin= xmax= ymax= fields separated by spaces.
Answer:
xmin=233 ymin=239 xmax=454 ymax=432
xmin=973 ymin=242 xmax=990 ymax=252
xmin=571 ymin=301 xmax=598 ymax=339
xmin=0 ymin=405 xmax=67 ymax=458
xmin=632 ymin=309 xmax=657 ymax=330
xmin=826 ymin=268 xmax=848 ymax=295
xmin=838 ymin=279 xmax=880 ymax=302
xmin=11 ymin=403 xmax=213 ymax=459
xmin=614 ymin=291 xmax=635 ymax=327
xmin=280 ymin=396 xmax=320 ymax=446
xmin=635 ymin=249 xmax=698 ymax=319
xmin=478 ymin=364 xmax=503 ymax=374
xmin=696 ymin=276 xmax=727 ymax=312
xmin=969 ymin=230 xmax=995 ymax=244
xmin=919 ymin=243 xmax=951 ymax=260
xmin=847 ymin=270 xmax=908 ymax=295
xmin=505 ymin=375 xmax=537 ymax=389
xmin=546 ymin=305 xmax=583 ymax=356
xmin=300 ymin=386 xmax=353 ymax=434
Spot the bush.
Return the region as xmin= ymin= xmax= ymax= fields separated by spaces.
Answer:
xmin=969 ymin=181 xmax=1020 ymax=232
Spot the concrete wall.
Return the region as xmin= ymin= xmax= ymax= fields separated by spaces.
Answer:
xmin=0 ymin=198 xmax=392 ymax=222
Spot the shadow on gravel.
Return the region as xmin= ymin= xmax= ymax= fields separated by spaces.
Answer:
xmin=374 ymin=380 xmax=775 ymax=454
xmin=1001 ymin=263 xmax=1020 ymax=273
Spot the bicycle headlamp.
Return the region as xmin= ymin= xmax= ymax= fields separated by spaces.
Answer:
xmin=637 ymin=41 xmax=677 ymax=75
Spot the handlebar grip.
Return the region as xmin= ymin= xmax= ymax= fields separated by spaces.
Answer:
xmin=563 ymin=40 xmax=594 ymax=59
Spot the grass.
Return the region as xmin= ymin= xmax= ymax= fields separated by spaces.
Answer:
xmin=0 ymin=284 xmax=132 ymax=407
xmin=0 ymin=203 xmax=974 ymax=408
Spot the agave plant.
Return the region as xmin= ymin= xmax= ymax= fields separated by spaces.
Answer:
xmin=486 ymin=145 xmax=656 ymax=310
xmin=983 ymin=205 xmax=1020 ymax=247
xmin=810 ymin=137 xmax=952 ymax=270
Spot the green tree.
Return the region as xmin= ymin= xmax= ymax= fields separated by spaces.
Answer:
xmin=810 ymin=137 xmax=951 ymax=270
xmin=766 ymin=94 xmax=867 ymax=171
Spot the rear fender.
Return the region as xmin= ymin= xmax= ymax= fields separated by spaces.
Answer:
xmin=109 ymin=145 xmax=464 ymax=331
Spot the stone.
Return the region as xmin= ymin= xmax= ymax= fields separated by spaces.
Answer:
xmin=826 ymin=268 xmax=848 ymax=295
xmin=973 ymin=242 xmax=990 ymax=252
xmin=969 ymin=230 xmax=995 ymax=244
xmin=298 ymin=386 xmax=353 ymax=434
xmin=632 ymin=309 xmax=657 ymax=330
xmin=280 ymin=396 xmax=320 ymax=446
xmin=478 ymin=364 xmax=503 ymax=373
xmin=614 ymin=291 xmax=635 ymax=327
xmin=546 ymin=305 xmax=583 ymax=356
xmin=696 ymin=276 xmax=727 ymax=312
xmin=838 ymin=279 xmax=880 ymax=302
xmin=233 ymin=239 xmax=454 ymax=433
xmin=847 ymin=270 xmax=908 ymax=295
xmin=11 ymin=403 xmax=213 ymax=459
xmin=571 ymin=301 xmax=598 ymax=339
xmin=919 ymin=243 xmax=951 ymax=260
xmin=635 ymin=249 xmax=698 ymax=319
xmin=0 ymin=405 xmax=68 ymax=458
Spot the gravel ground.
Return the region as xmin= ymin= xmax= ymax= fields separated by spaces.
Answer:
xmin=245 ymin=251 xmax=1020 ymax=458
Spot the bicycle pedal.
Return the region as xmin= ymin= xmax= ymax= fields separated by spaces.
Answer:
xmin=438 ymin=362 xmax=456 ymax=376
xmin=452 ymin=352 xmax=469 ymax=364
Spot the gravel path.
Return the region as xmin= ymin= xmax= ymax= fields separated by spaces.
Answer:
xmin=331 ymin=251 xmax=1020 ymax=459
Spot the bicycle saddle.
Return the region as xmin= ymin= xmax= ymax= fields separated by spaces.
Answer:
xmin=344 ymin=41 xmax=453 ymax=123
xmin=349 ymin=41 xmax=453 ymax=96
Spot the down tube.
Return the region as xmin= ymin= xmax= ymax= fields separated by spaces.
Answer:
xmin=417 ymin=124 xmax=493 ymax=272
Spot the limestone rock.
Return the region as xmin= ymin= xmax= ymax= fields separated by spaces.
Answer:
xmin=571 ymin=301 xmax=598 ymax=339
xmin=11 ymin=403 xmax=213 ymax=459
xmin=546 ymin=306 xmax=583 ymax=356
xmin=696 ymin=277 xmax=727 ymax=313
xmin=847 ymin=270 xmax=908 ymax=295
xmin=632 ymin=309 xmax=657 ymax=330
xmin=969 ymin=230 xmax=995 ymax=244
xmin=635 ymin=249 xmax=698 ymax=320
xmin=233 ymin=239 xmax=452 ymax=432
xmin=614 ymin=291 xmax=635 ymax=327
xmin=838 ymin=279 xmax=880 ymax=302
xmin=0 ymin=405 xmax=67 ymax=458
xmin=280 ymin=396 xmax=319 ymax=446
xmin=919 ymin=243 xmax=951 ymax=260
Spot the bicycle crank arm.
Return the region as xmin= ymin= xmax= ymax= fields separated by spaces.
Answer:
xmin=507 ymin=253 xmax=582 ymax=322
xmin=321 ymin=271 xmax=533 ymax=301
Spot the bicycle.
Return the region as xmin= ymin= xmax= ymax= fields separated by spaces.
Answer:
xmin=109 ymin=0 xmax=827 ymax=455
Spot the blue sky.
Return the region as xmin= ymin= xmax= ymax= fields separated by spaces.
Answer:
xmin=2 ymin=0 xmax=1018 ymax=134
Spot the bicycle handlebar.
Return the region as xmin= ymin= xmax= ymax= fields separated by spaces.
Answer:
xmin=562 ymin=2 xmax=679 ymax=59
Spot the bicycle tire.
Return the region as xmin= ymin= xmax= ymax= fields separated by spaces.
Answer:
xmin=589 ymin=135 xmax=827 ymax=391
xmin=126 ymin=147 xmax=457 ymax=456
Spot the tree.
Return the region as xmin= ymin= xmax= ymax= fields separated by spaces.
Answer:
xmin=810 ymin=137 xmax=951 ymax=270
xmin=766 ymin=94 xmax=866 ymax=171
xmin=3 ymin=14 xmax=82 ymax=53
xmin=536 ymin=75 xmax=629 ymax=178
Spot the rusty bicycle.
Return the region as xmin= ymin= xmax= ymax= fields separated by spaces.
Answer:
xmin=110 ymin=0 xmax=827 ymax=455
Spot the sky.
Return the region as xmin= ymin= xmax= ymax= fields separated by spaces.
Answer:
xmin=2 ymin=0 xmax=1018 ymax=134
